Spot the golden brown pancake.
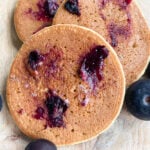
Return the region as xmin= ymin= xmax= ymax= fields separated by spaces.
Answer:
xmin=14 ymin=0 xmax=63 ymax=42
xmin=7 ymin=24 xmax=125 ymax=146
xmin=53 ymin=0 xmax=150 ymax=86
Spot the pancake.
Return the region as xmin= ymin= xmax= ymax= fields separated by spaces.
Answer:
xmin=53 ymin=0 xmax=150 ymax=86
xmin=7 ymin=24 xmax=125 ymax=146
xmin=14 ymin=0 xmax=63 ymax=42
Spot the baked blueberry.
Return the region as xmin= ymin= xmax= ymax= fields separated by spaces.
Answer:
xmin=0 ymin=95 xmax=3 ymax=112
xmin=79 ymin=45 xmax=109 ymax=90
xmin=28 ymin=51 xmax=44 ymax=70
xmin=64 ymin=0 xmax=80 ymax=16
xmin=25 ymin=139 xmax=57 ymax=150
xmin=125 ymin=0 xmax=132 ymax=5
xmin=125 ymin=79 xmax=150 ymax=120
xmin=108 ymin=23 xmax=130 ymax=47
xmin=45 ymin=91 xmax=68 ymax=127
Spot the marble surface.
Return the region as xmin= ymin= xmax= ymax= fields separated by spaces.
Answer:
xmin=0 ymin=0 xmax=150 ymax=149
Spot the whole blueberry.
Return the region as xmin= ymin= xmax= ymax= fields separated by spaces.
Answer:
xmin=145 ymin=63 xmax=150 ymax=77
xmin=125 ymin=79 xmax=150 ymax=120
xmin=25 ymin=139 xmax=57 ymax=150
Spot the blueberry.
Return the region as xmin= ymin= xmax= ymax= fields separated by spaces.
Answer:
xmin=145 ymin=63 xmax=150 ymax=77
xmin=64 ymin=0 xmax=81 ymax=16
xmin=28 ymin=51 xmax=44 ymax=70
xmin=25 ymin=139 xmax=57 ymax=150
xmin=79 ymin=45 xmax=109 ymax=90
xmin=125 ymin=79 xmax=150 ymax=120
xmin=125 ymin=0 xmax=132 ymax=5
xmin=44 ymin=0 xmax=59 ymax=18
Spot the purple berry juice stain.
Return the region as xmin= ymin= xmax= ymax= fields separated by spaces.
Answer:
xmin=28 ymin=50 xmax=44 ymax=70
xmin=18 ymin=109 xmax=23 ymax=115
xmin=108 ymin=22 xmax=131 ymax=47
xmin=33 ymin=90 xmax=69 ymax=128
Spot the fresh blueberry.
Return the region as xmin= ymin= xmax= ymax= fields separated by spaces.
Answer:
xmin=45 ymin=91 xmax=68 ymax=127
xmin=125 ymin=79 xmax=150 ymax=120
xmin=64 ymin=0 xmax=81 ymax=16
xmin=28 ymin=51 xmax=44 ymax=70
xmin=0 ymin=95 xmax=3 ymax=112
xmin=145 ymin=63 xmax=150 ymax=77
xmin=25 ymin=139 xmax=57 ymax=150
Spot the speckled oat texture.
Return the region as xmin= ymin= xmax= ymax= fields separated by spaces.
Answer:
xmin=53 ymin=0 xmax=150 ymax=86
xmin=14 ymin=0 xmax=63 ymax=42
xmin=6 ymin=24 xmax=125 ymax=146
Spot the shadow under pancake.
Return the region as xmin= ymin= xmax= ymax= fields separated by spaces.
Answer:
xmin=10 ymin=8 xmax=22 ymax=50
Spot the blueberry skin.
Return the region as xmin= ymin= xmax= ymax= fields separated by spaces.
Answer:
xmin=145 ymin=63 xmax=150 ymax=77
xmin=125 ymin=79 xmax=150 ymax=120
xmin=25 ymin=139 xmax=57 ymax=150
xmin=64 ymin=0 xmax=80 ymax=16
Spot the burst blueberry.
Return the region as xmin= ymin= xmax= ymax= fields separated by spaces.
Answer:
xmin=145 ymin=63 xmax=150 ymax=77
xmin=64 ymin=0 xmax=81 ymax=16
xmin=125 ymin=0 xmax=132 ymax=5
xmin=28 ymin=51 xmax=44 ymax=70
xmin=34 ymin=107 xmax=45 ymax=120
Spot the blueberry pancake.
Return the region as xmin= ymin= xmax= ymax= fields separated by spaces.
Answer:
xmin=14 ymin=0 xmax=63 ymax=42
xmin=53 ymin=0 xmax=150 ymax=86
xmin=7 ymin=24 xmax=125 ymax=146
